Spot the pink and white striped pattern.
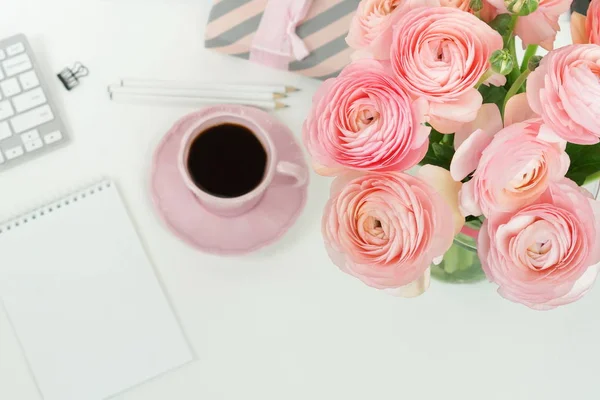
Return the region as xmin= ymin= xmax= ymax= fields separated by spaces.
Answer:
xmin=205 ymin=0 xmax=359 ymax=80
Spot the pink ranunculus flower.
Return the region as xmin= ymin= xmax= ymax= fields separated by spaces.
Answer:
xmin=302 ymin=59 xmax=430 ymax=176
xmin=479 ymin=179 xmax=600 ymax=310
xmin=571 ymin=0 xmax=600 ymax=45
xmin=389 ymin=7 xmax=504 ymax=134
xmin=323 ymin=168 xmax=460 ymax=297
xmin=346 ymin=0 xmax=440 ymax=60
xmin=450 ymin=95 xmax=539 ymax=182
xmin=527 ymin=44 xmax=600 ymax=145
xmin=459 ymin=119 xmax=570 ymax=217
xmin=487 ymin=0 xmax=572 ymax=50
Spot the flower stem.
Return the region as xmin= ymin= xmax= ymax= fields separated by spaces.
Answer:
xmin=475 ymin=69 xmax=494 ymax=89
xmin=442 ymin=133 xmax=454 ymax=146
xmin=520 ymin=44 xmax=539 ymax=73
xmin=503 ymin=69 xmax=531 ymax=112
xmin=503 ymin=15 xmax=519 ymax=47
xmin=507 ymin=36 xmax=521 ymax=86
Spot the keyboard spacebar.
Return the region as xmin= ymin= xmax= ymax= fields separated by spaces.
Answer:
xmin=10 ymin=105 xmax=54 ymax=134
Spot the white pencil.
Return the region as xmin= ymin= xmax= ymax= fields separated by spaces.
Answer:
xmin=108 ymin=85 xmax=286 ymax=101
xmin=119 ymin=78 xmax=300 ymax=95
xmin=109 ymin=92 xmax=288 ymax=110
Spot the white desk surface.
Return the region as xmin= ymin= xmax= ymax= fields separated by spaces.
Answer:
xmin=0 ymin=1 xmax=598 ymax=400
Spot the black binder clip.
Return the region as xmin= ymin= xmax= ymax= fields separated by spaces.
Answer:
xmin=57 ymin=62 xmax=89 ymax=91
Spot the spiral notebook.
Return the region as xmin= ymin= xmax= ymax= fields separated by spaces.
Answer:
xmin=0 ymin=180 xmax=193 ymax=400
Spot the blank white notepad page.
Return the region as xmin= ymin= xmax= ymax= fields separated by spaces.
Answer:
xmin=0 ymin=181 xmax=193 ymax=400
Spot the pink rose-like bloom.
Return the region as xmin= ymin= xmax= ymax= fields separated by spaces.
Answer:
xmin=479 ymin=179 xmax=600 ymax=310
xmin=487 ymin=0 xmax=572 ymax=50
xmin=346 ymin=0 xmax=439 ymax=60
xmin=302 ymin=59 xmax=430 ymax=176
xmin=571 ymin=0 xmax=600 ymax=44
xmin=390 ymin=7 xmax=504 ymax=133
xmin=323 ymin=169 xmax=459 ymax=296
xmin=459 ymin=119 xmax=570 ymax=217
xmin=527 ymin=44 xmax=600 ymax=145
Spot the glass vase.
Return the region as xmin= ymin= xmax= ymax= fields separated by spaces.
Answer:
xmin=431 ymin=226 xmax=486 ymax=283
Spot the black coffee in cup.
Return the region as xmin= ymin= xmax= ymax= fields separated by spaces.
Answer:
xmin=186 ymin=123 xmax=268 ymax=198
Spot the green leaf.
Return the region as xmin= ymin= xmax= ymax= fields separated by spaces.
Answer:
xmin=429 ymin=143 xmax=455 ymax=170
xmin=478 ymin=84 xmax=507 ymax=111
xmin=489 ymin=14 xmax=512 ymax=37
xmin=565 ymin=142 xmax=600 ymax=186
xmin=419 ymin=128 xmax=456 ymax=170
xmin=429 ymin=128 xmax=443 ymax=143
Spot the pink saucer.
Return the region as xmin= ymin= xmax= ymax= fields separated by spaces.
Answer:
xmin=150 ymin=106 xmax=309 ymax=255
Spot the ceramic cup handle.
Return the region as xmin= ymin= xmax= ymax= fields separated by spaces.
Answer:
xmin=276 ymin=161 xmax=308 ymax=188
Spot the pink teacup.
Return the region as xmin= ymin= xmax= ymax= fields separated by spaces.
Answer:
xmin=178 ymin=111 xmax=308 ymax=217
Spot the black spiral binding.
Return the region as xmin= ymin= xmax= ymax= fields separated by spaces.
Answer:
xmin=0 ymin=181 xmax=112 ymax=235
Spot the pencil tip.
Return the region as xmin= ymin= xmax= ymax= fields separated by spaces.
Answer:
xmin=285 ymin=86 xmax=300 ymax=93
xmin=273 ymin=92 xmax=287 ymax=100
xmin=275 ymin=101 xmax=289 ymax=110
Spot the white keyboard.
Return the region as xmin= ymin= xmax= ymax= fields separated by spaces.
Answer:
xmin=0 ymin=34 xmax=69 ymax=170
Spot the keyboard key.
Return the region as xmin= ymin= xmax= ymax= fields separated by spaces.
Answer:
xmin=24 ymin=138 xmax=43 ymax=152
xmin=3 ymin=54 xmax=32 ymax=77
xmin=43 ymin=130 xmax=63 ymax=144
xmin=12 ymin=87 xmax=45 ymax=113
xmin=6 ymin=42 xmax=25 ymax=56
xmin=0 ymin=121 xmax=12 ymax=140
xmin=9 ymin=105 xmax=53 ymax=133
xmin=0 ymin=50 xmax=5 ymax=61
xmin=0 ymin=77 xmax=21 ymax=97
xmin=18 ymin=70 xmax=39 ymax=90
xmin=21 ymin=129 xmax=40 ymax=142
xmin=0 ymin=100 xmax=14 ymax=120
xmin=5 ymin=145 xmax=23 ymax=160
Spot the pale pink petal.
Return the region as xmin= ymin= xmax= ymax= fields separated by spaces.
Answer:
xmin=504 ymin=93 xmax=538 ymax=126
xmin=417 ymin=164 xmax=465 ymax=235
xmin=483 ymin=73 xmax=507 ymax=87
xmin=384 ymin=269 xmax=431 ymax=298
xmin=530 ymin=263 xmax=599 ymax=310
xmin=515 ymin=11 xmax=562 ymax=51
xmin=313 ymin=162 xmax=345 ymax=177
xmin=429 ymin=90 xmax=483 ymax=133
xmin=459 ymin=180 xmax=482 ymax=217
xmin=329 ymin=171 xmax=365 ymax=196
xmin=450 ymin=128 xmax=494 ymax=181
xmin=537 ymin=124 xmax=567 ymax=146
xmin=412 ymin=97 xmax=431 ymax=148
xmin=571 ymin=12 xmax=588 ymax=44
xmin=432 ymin=255 xmax=444 ymax=265
xmin=454 ymin=103 xmax=503 ymax=149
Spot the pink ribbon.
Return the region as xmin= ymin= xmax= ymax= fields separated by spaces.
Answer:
xmin=249 ymin=0 xmax=313 ymax=70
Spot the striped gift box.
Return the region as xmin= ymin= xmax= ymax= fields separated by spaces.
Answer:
xmin=205 ymin=0 xmax=360 ymax=80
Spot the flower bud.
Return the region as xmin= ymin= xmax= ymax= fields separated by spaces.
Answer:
xmin=469 ymin=0 xmax=483 ymax=12
xmin=490 ymin=49 xmax=514 ymax=76
xmin=527 ymin=55 xmax=543 ymax=71
xmin=505 ymin=0 xmax=539 ymax=16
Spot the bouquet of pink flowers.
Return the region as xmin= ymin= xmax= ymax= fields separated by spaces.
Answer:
xmin=302 ymin=0 xmax=600 ymax=309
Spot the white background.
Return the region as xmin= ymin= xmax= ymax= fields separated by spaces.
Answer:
xmin=0 ymin=1 xmax=598 ymax=400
